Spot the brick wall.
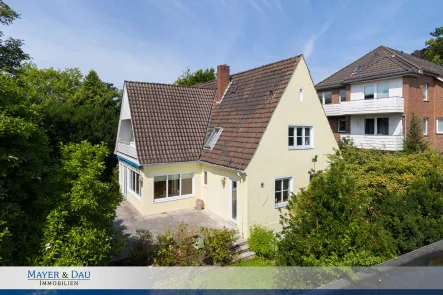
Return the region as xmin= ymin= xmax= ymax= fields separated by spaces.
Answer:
xmin=403 ymin=75 xmax=443 ymax=152
xmin=318 ymin=87 xmax=350 ymax=142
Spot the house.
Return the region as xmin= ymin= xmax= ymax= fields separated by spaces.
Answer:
xmin=315 ymin=45 xmax=443 ymax=151
xmin=115 ymin=55 xmax=337 ymax=238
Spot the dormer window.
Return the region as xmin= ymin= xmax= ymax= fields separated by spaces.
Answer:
xmin=355 ymin=65 xmax=364 ymax=72
xmin=205 ymin=127 xmax=222 ymax=149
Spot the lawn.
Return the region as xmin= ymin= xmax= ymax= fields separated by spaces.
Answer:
xmin=231 ymin=256 xmax=275 ymax=266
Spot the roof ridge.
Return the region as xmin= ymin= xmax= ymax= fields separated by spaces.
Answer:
xmin=380 ymin=46 xmax=420 ymax=70
xmin=230 ymin=54 xmax=301 ymax=77
xmin=382 ymin=45 xmax=443 ymax=71
xmin=124 ymin=80 xmax=216 ymax=90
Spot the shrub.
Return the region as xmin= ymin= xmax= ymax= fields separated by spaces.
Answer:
xmin=126 ymin=229 xmax=155 ymax=266
xmin=202 ymin=227 xmax=236 ymax=265
xmin=248 ymin=225 xmax=276 ymax=259
xmin=277 ymin=144 xmax=443 ymax=267
xmin=154 ymin=222 xmax=205 ymax=266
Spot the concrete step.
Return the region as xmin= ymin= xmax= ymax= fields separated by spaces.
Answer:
xmin=231 ymin=243 xmax=250 ymax=255
xmin=234 ymin=251 xmax=255 ymax=262
xmin=232 ymin=237 xmax=247 ymax=247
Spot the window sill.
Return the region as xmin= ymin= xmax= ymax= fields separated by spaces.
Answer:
xmin=424 ymin=100 xmax=430 ymax=102
xmin=153 ymin=194 xmax=194 ymax=203
xmin=338 ymin=131 xmax=346 ymax=133
xmin=128 ymin=189 xmax=141 ymax=201
xmin=289 ymin=146 xmax=314 ymax=150
xmin=275 ymin=202 xmax=288 ymax=209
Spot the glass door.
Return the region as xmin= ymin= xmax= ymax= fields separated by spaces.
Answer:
xmin=230 ymin=180 xmax=238 ymax=221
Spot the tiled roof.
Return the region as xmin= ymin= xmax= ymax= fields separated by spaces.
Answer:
xmin=200 ymin=55 xmax=301 ymax=170
xmin=125 ymin=55 xmax=301 ymax=171
xmin=125 ymin=82 xmax=215 ymax=165
xmin=316 ymin=46 xmax=443 ymax=90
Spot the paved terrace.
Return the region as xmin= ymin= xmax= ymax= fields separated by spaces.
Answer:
xmin=114 ymin=200 xmax=236 ymax=237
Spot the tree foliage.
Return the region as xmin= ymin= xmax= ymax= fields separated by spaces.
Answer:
xmin=39 ymin=142 xmax=122 ymax=266
xmin=174 ymin=67 xmax=215 ymax=86
xmin=0 ymin=2 xmax=122 ymax=265
xmin=0 ymin=1 xmax=29 ymax=73
xmin=424 ymin=27 xmax=443 ymax=65
xmin=277 ymin=141 xmax=443 ymax=266
xmin=404 ymin=113 xmax=428 ymax=153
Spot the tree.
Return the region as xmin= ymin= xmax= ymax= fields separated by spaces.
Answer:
xmin=72 ymin=70 xmax=120 ymax=107
xmin=423 ymin=27 xmax=443 ymax=65
xmin=0 ymin=1 xmax=29 ymax=73
xmin=174 ymin=67 xmax=215 ymax=86
xmin=404 ymin=113 xmax=428 ymax=153
xmin=38 ymin=141 xmax=122 ymax=266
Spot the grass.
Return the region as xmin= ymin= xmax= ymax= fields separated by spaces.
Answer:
xmin=231 ymin=256 xmax=275 ymax=266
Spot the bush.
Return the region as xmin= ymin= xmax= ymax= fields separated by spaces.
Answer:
xmin=277 ymin=143 xmax=443 ymax=267
xmin=248 ymin=225 xmax=276 ymax=259
xmin=202 ymin=227 xmax=236 ymax=265
xmin=154 ymin=223 xmax=205 ymax=266
xmin=126 ymin=229 xmax=155 ymax=266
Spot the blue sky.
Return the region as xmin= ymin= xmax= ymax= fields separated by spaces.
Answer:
xmin=4 ymin=0 xmax=443 ymax=88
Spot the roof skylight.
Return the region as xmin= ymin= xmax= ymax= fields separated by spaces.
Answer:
xmin=205 ymin=127 xmax=222 ymax=149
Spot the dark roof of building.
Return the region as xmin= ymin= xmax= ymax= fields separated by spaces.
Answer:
xmin=125 ymin=55 xmax=301 ymax=170
xmin=316 ymin=46 xmax=443 ymax=90
xmin=199 ymin=55 xmax=301 ymax=170
xmin=125 ymin=82 xmax=215 ymax=165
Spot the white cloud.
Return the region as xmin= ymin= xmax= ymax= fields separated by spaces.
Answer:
xmin=303 ymin=20 xmax=332 ymax=59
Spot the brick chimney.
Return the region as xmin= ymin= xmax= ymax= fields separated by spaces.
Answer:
xmin=216 ymin=64 xmax=230 ymax=102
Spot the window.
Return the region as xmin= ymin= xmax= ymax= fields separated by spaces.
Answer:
xmin=275 ymin=177 xmax=292 ymax=207
xmin=289 ymin=126 xmax=313 ymax=149
xmin=129 ymin=169 xmax=141 ymax=196
xmin=377 ymin=118 xmax=389 ymax=135
xmin=339 ymin=89 xmax=346 ymax=102
xmin=424 ymin=83 xmax=429 ymax=101
xmin=299 ymin=88 xmax=304 ymax=102
xmin=202 ymin=170 xmax=208 ymax=186
xmin=338 ymin=119 xmax=346 ymax=133
xmin=154 ymin=173 xmax=194 ymax=201
xmin=364 ymin=85 xmax=375 ymax=99
xmin=365 ymin=118 xmax=375 ymax=135
xmin=437 ymin=119 xmax=443 ymax=134
xmin=355 ymin=65 xmax=364 ymax=71
xmin=423 ymin=118 xmax=428 ymax=136
xmin=205 ymin=128 xmax=222 ymax=149
xmin=377 ymin=83 xmax=389 ymax=98
xmin=318 ymin=92 xmax=332 ymax=105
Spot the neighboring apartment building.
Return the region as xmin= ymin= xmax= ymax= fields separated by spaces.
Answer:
xmin=315 ymin=45 xmax=443 ymax=151
xmin=115 ymin=55 xmax=338 ymax=238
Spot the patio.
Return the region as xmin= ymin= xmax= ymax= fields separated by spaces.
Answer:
xmin=114 ymin=200 xmax=237 ymax=237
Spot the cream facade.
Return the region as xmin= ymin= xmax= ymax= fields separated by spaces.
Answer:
xmin=116 ymin=56 xmax=337 ymax=238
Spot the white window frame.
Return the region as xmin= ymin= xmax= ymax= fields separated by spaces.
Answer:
xmin=127 ymin=167 xmax=141 ymax=200
xmin=318 ymin=92 xmax=332 ymax=105
xmin=202 ymin=170 xmax=208 ymax=187
xmin=363 ymin=82 xmax=390 ymax=100
xmin=274 ymin=177 xmax=293 ymax=208
xmin=205 ymin=127 xmax=222 ymax=149
xmin=436 ymin=119 xmax=443 ymax=134
xmin=152 ymin=172 xmax=195 ymax=203
xmin=338 ymin=119 xmax=346 ymax=133
xmin=424 ymin=83 xmax=429 ymax=101
xmin=288 ymin=126 xmax=314 ymax=149
xmin=423 ymin=118 xmax=428 ymax=136
xmin=299 ymin=88 xmax=304 ymax=102
xmin=364 ymin=117 xmax=389 ymax=136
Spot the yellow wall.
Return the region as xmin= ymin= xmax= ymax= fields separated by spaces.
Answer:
xmin=245 ymin=57 xmax=338 ymax=235
xmin=200 ymin=163 xmax=247 ymax=236
xmin=124 ymin=162 xmax=201 ymax=215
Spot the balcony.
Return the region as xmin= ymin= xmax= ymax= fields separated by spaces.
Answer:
xmin=116 ymin=140 xmax=137 ymax=159
xmin=323 ymin=97 xmax=404 ymax=116
xmin=340 ymin=134 xmax=404 ymax=151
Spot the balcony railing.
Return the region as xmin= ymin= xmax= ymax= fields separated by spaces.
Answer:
xmin=116 ymin=140 xmax=137 ymax=158
xmin=323 ymin=97 xmax=404 ymax=116
xmin=340 ymin=134 xmax=404 ymax=151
